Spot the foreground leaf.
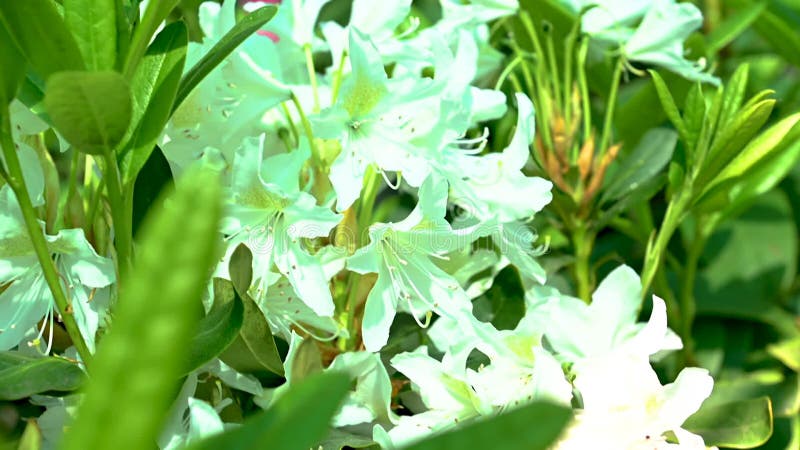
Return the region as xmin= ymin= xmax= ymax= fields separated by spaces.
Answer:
xmin=0 ymin=353 xmax=84 ymax=400
xmin=684 ymin=397 xmax=773 ymax=448
xmin=44 ymin=71 xmax=132 ymax=155
xmin=64 ymin=0 xmax=118 ymax=71
xmin=60 ymin=169 xmax=222 ymax=450
xmin=0 ymin=0 xmax=85 ymax=78
xmin=184 ymin=372 xmax=349 ymax=450
xmin=404 ymin=401 xmax=572 ymax=450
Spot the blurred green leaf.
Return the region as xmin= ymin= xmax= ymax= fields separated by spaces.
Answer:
xmin=695 ymin=190 xmax=799 ymax=338
xmin=683 ymin=83 xmax=707 ymax=151
xmin=122 ymin=21 xmax=188 ymax=182
xmin=174 ymin=5 xmax=279 ymax=111
xmin=60 ymin=169 xmax=222 ymax=450
xmin=0 ymin=0 xmax=85 ymax=79
xmin=131 ymin=145 xmax=174 ymax=237
xmin=44 ymin=71 xmax=132 ymax=155
xmin=601 ymin=128 xmax=677 ymax=203
xmin=0 ymin=353 xmax=84 ymax=400
xmin=684 ymin=397 xmax=773 ymax=448
xmin=769 ymin=338 xmax=800 ymax=372
xmin=717 ymin=64 xmax=750 ymax=131
xmin=17 ymin=420 xmax=42 ymax=450
xmin=707 ymin=3 xmax=765 ymax=54
xmin=185 ymin=278 xmax=244 ymax=375
xmin=184 ymin=371 xmax=350 ymax=450
xmin=64 ymin=0 xmax=118 ymax=71
xmin=404 ymin=401 xmax=571 ymax=450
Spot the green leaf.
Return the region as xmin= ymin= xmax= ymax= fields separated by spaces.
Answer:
xmin=121 ymin=21 xmax=188 ymax=182
xmin=227 ymin=245 xmax=284 ymax=376
xmin=64 ymin=0 xmax=118 ymax=71
xmin=0 ymin=353 xmax=84 ymax=400
xmin=17 ymin=420 xmax=42 ymax=450
xmin=695 ymin=190 xmax=799 ymax=338
xmin=184 ymin=278 xmax=244 ymax=375
xmin=601 ymin=128 xmax=677 ymax=203
xmin=123 ymin=0 xmax=180 ymax=77
xmin=768 ymin=337 xmax=800 ymax=372
xmin=60 ymin=169 xmax=222 ymax=450
xmin=174 ymin=5 xmax=278 ymax=111
xmin=683 ymin=83 xmax=707 ymax=151
xmin=184 ymin=372 xmax=350 ymax=450
xmin=0 ymin=23 xmax=25 ymax=105
xmin=717 ymin=64 xmax=749 ymax=131
xmin=404 ymin=401 xmax=571 ymax=450
xmin=648 ymin=70 xmax=689 ymax=144
xmin=751 ymin=7 xmax=800 ymax=67
xmin=0 ymin=0 xmax=85 ymax=79
xmin=698 ymin=97 xmax=775 ymax=187
xmin=44 ymin=71 xmax=132 ymax=155
xmin=684 ymin=397 xmax=773 ymax=448
xmin=700 ymin=113 xmax=800 ymax=201
xmin=707 ymin=3 xmax=765 ymax=54
xmin=131 ymin=145 xmax=174 ymax=237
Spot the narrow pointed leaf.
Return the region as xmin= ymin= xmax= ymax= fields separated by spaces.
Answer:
xmin=174 ymin=5 xmax=278 ymax=111
xmin=61 ymin=169 xmax=222 ymax=450
xmin=184 ymin=278 xmax=244 ymax=375
xmin=649 ymin=70 xmax=689 ymax=143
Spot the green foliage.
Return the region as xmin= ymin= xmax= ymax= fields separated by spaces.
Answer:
xmin=183 ymin=372 xmax=350 ymax=450
xmin=63 ymin=0 xmax=118 ymax=71
xmin=403 ymin=401 xmax=572 ymax=450
xmin=44 ymin=71 xmax=132 ymax=155
xmin=0 ymin=353 xmax=84 ymax=400
xmin=60 ymin=169 xmax=222 ymax=450
xmin=174 ymin=5 xmax=279 ymax=111
xmin=685 ymin=397 xmax=774 ymax=448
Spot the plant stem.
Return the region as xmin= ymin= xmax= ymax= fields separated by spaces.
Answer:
xmin=679 ymin=221 xmax=708 ymax=366
xmin=0 ymin=110 xmax=93 ymax=364
xmin=303 ymin=44 xmax=321 ymax=113
xmin=572 ymin=222 xmax=595 ymax=302
xmin=103 ymin=152 xmax=131 ymax=277
xmin=599 ymin=58 xmax=625 ymax=156
xmin=640 ymin=188 xmax=693 ymax=301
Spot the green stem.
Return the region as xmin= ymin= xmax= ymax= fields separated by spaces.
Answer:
xmin=640 ymin=188 xmax=692 ymax=302
xmin=290 ymin=92 xmax=320 ymax=161
xmin=103 ymin=152 xmax=131 ymax=277
xmin=679 ymin=221 xmax=707 ymax=366
xmin=303 ymin=44 xmax=321 ymax=113
xmin=599 ymin=58 xmax=625 ymax=156
xmin=0 ymin=110 xmax=93 ymax=364
xmin=331 ymin=50 xmax=348 ymax=104
xmin=577 ymin=39 xmax=591 ymax=143
xmin=572 ymin=223 xmax=595 ymax=302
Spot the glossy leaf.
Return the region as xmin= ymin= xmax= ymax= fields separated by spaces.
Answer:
xmin=60 ymin=169 xmax=222 ymax=450
xmin=0 ymin=0 xmax=85 ymax=78
xmin=64 ymin=0 xmax=118 ymax=71
xmin=44 ymin=71 xmax=132 ymax=155
xmin=0 ymin=353 xmax=84 ymax=400
xmin=185 ymin=278 xmax=244 ymax=375
xmin=122 ymin=21 xmax=188 ymax=182
xmin=123 ymin=0 xmax=181 ymax=76
xmin=404 ymin=401 xmax=572 ymax=450
xmin=684 ymin=397 xmax=773 ymax=448
xmin=174 ymin=5 xmax=278 ymax=111
xmin=601 ymin=128 xmax=677 ymax=203
xmin=131 ymin=145 xmax=174 ymax=237
xmin=184 ymin=372 xmax=350 ymax=450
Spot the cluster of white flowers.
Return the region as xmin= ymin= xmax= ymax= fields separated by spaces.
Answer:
xmin=1 ymin=0 xmax=723 ymax=448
